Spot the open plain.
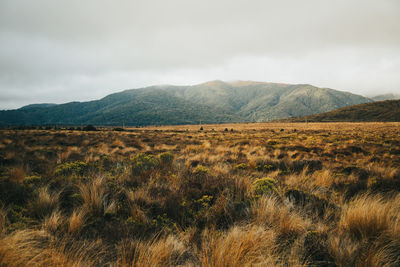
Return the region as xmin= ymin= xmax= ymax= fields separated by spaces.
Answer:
xmin=0 ymin=122 xmax=400 ymax=266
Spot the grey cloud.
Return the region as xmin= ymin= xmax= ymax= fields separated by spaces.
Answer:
xmin=0 ymin=0 xmax=399 ymax=109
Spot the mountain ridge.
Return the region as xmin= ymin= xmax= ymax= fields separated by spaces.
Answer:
xmin=0 ymin=81 xmax=373 ymax=126
xmin=283 ymin=99 xmax=400 ymax=122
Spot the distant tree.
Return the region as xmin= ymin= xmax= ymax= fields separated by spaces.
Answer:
xmin=82 ymin=125 xmax=97 ymax=131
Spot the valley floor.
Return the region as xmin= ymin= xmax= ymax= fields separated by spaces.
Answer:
xmin=0 ymin=122 xmax=399 ymax=266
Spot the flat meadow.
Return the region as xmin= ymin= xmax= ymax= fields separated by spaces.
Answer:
xmin=0 ymin=122 xmax=399 ymax=266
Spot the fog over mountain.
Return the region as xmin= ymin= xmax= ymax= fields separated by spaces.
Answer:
xmin=1 ymin=0 xmax=399 ymax=109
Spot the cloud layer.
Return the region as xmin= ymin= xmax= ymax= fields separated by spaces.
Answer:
xmin=1 ymin=0 xmax=399 ymax=109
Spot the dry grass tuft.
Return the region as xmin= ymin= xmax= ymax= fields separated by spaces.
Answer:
xmin=78 ymin=176 xmax=108 ymax=216
xmin=0 ymin=229 xmax=101 ymax=266
xmin=200 ymin=226 xmax=277 ymax=266
xmin=116 ymin=235 xmax=189 ymax=267
xmin=338 ymin=194 xmax=397 ymax=240
xmin=42 ymin=210 xmax=63 ymax=234
xmin=9 ymin=166 xmax=26 ymax=183
xmin=31 ymin=187 xmax=60 ymax=218
xmin=0 ymin=207 xmax=6 ymax=234
xmin=68 ymin=208 xmax=86 ymax=235
xmin=249 ymin=195 xmax=309 ymax=237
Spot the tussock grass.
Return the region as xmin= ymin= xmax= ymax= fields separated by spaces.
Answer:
xmin=0 ymin=229 xmax=103 ymax=266
xmin=31 ymin=187 xmax=60 ymax=219
xmin=200 ymin=226 xmax=278 ymax=267
xmin=68 ymin=208 xmax=86 ymax=235
xmin=116 ymin=235 xmax=189 ymax=267
xmin=0 ymin=207 xmax=6 ymax=234
xmin=249 ymin=195 xmax=309 ymax=238
xmin=78 ymin=176 xmax=108 ymax=216
xmin=338 ymin=194 xmax=399 ymax=240
xmin=0 ymin=122 xmax=400 ymax=265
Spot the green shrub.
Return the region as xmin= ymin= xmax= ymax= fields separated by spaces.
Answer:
xmin=131 ymin=153 xmax=160 ymax=175
xmin=195 ymin=195 xmax=213 ymax=208
xmin=193 ymin=165 xmax=209 ymax=176
xmin=55 ymin=161 xmax=88 ymax=176
xmin=23 ymin=175 xmax=42 ymax=188
xmin=159 ymin=152 xmax=174 ymax=165
xmin=256 ymin=164 xmax=276 ymax=172
xmin=267 ymin=140 xmax=277 ymax=146
xmin=253 ymin=177 xmax=277 ymax=198
xmin=234 ymin=163 xmax=247 ymax=170
xmin=99 ymin=155 xmax=113 ymax=171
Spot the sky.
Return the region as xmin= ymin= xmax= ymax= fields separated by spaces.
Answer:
xmin=1 ymin=0 xmax=400 ymax=109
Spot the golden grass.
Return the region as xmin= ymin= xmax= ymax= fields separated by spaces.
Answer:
xmin=116 ymin=235 xmax=188 ymax=267
xmin=0 ymin=122 xmax=399 ymax=266
xmin=0 ymin=207 xmax=5 ymax=234
xmin=68 ymin=208 xmax=86 ymax=235
xmin=78 ymin=176 xmax=107 ymax=216
xmin=338 ymin=194 xmax=399 ymax=240
xmin=0 ymin=230 xmax=100 ymax=266
xmin=42 ymin=210 xmax=63 ymax=234
xmin=200 ymin=226 xmax=278 ymax=267
xmin=249 ymin=195 xmax=309 ymax=238
xmin=31 ymin=187 xmax=60 ymax=218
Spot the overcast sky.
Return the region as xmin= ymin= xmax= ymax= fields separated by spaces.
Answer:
xmin=1 ymin=0 xmax=399 ymax=109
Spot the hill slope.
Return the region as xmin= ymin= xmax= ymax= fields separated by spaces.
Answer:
xmin=285 ymin=100 xmax=400 ymax=122
xmin=372 ymin=93 xmax=400 ymax=101
xmin=0 ymin=81 xmax=373 ymax=126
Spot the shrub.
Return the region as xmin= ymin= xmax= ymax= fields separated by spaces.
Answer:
xmin=23 ymin=175 xmax=42 ymax=188
xmin=159 ymin=152 xmax=174 ymax=165
xmin=55 ymin=161 xmax=88 ymax=177
xmin=267 ymin=140 xmax=277 ymax=146
xmin=82 ymin=125 xmax=97 ymax=131
xmin=193 ymin=165 xmax=209 ymax=176
xmin=234 ymin=163 xmax=247 ymax=170
xmin=113 ymin=127 xmax=125 ymax=131
xmin=131 ymin=153 xmax=160 ymax=175
xmin=252 ymin=177 xmax=277 ymax=198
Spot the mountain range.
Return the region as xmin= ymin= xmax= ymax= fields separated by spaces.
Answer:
xmin=0 ymin=80 xmax=374 ymax=126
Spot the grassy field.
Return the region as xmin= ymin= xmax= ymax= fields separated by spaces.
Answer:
xmin=0 ymin=122 xmax=399 ymax=266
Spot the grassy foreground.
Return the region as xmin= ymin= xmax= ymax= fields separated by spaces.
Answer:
xmin=0 ymin=122 xmax=399 ymax=266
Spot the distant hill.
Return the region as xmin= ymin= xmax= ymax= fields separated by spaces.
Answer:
xmin=19 ymin=103 xmax=58 ymax=110
xmin=0 ymin=81 xmax=373 ymax=126
xmin=372 ymin=93 xmax=400 ymax=101
xmin=285 ymin=100 xmax=400 ymax=122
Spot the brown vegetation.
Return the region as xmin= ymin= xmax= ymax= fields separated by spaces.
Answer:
xmin=0 ymin=122 xmax=399 ymax=266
